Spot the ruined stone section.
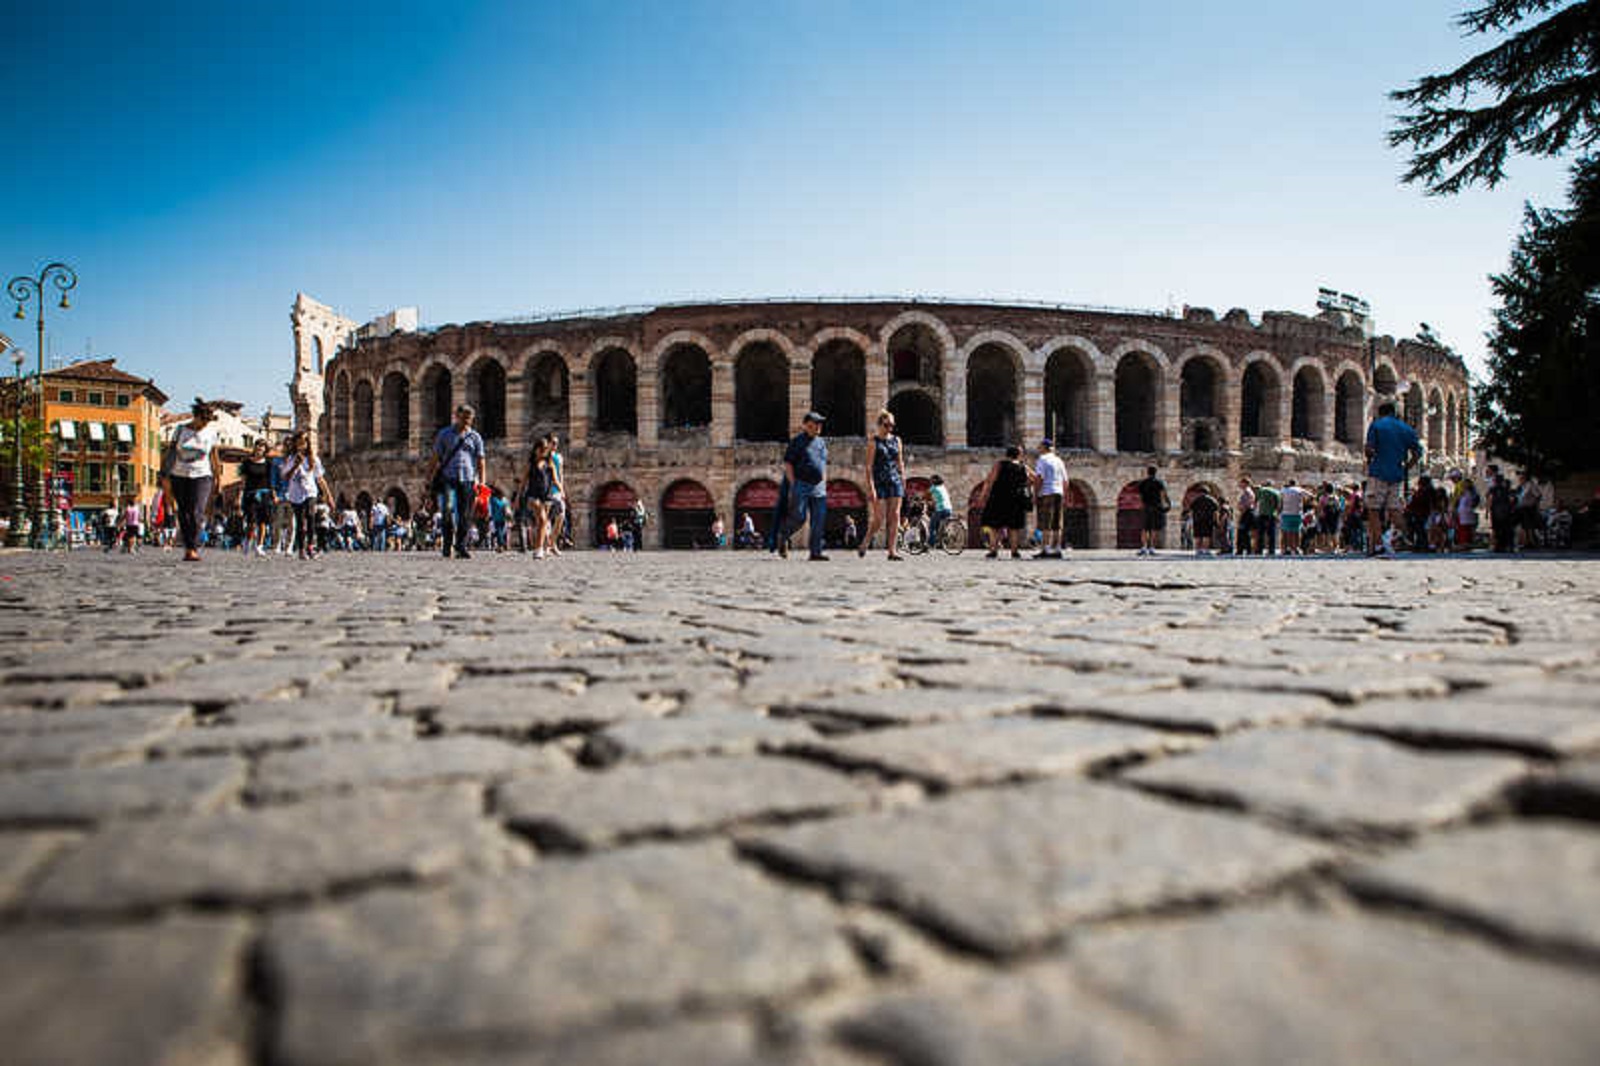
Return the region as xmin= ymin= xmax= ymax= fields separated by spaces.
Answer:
xmin=496 ymin=756 xmax=877 ymax=849
xmin=1124 ymin=729 xmax=1528 ymax=836
xmin=831 ymin=907 xmax=1600 ymax=1066
xmin=263 ymin=843 xmax=857 ymax=1065
xmin=252 ymin=737 xmax=567 ymax=800
xmin=0 ymin=917 xmax=251 ymax=1066
xmin=800 ymin=717 xmax=1201 ymax=787
xmin=0 ymin=757 xmax=248 ymax=826
xmin=26 ymin=785 xmax=525 ymax=915
xmin=306 ymin=298 xmax=1469 ymax=548
xmin=1344 ymin=822 xmax=1600 ymax=960
xmin=745 ymin=779 xmax=1333 ymax=955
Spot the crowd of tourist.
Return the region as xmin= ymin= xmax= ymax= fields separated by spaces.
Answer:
xmin=67 ymin=397 xmax=1600 ymax=561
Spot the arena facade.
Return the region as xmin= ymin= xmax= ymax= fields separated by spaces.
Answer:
xmin=289 ymin=293 xmax=1470 ymax=549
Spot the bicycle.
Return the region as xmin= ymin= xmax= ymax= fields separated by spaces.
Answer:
xmin=898 ymin=515 xmax=967 ymax=555
xmin=935 ymin=515 xmax=968 ymax=554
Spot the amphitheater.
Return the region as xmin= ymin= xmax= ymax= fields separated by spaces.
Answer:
xmin=290 ymin=294 xmax=1470 ymax=549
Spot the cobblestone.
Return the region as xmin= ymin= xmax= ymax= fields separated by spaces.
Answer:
xmin=2 ymin=549 xmax=1598 ymax=1062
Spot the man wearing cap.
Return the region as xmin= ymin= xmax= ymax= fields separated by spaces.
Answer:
xmin=1031 ymin=439 xmax=1068 ymax=558
xmin=781 ymin=411 xmax=830 ymax=560
xmin=1364 ymin=400 xmax=1422 ymax=557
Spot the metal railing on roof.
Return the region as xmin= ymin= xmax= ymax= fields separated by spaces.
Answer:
xmin=414 ymin=295 xmax=1177 ymax=334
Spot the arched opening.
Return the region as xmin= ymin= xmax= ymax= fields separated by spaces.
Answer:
xmin=421 ymin=366 xmax=453 ymax=439
xmin=352 ymin=380 xmax=374 ymax=447
xmin=660 ymin=479 xmax=717 ymax=549
xmin=1179 ymin=357 xmax=1223 ymax=452
xmin=825 ymin=479 xmax=868 ymax=549
xmin=888 ymin=390 xmax=942 ymax=446
xmin=1427 ymin=387 xmax=1444 ymax=453
xmin=1404 ymin=385 xmax=1423 ymax=430
xmin=592 ymin=348 xmax=637 ymax=435
xmin=887 ymin=323 xmax=944 ymax=387
xmin=593 ymin=481 xmax=639 ymax=547
xmin=1064 ymin=480 xmax=1092 ymax=549
xmin=332 ymin=373 xmax=351 ymax=451
xmin=527 ymin=352 xmax=569 ymax=440
xmin=1374 ymin=364 xmax=1398 ymax=397
xmin=734 ymin=479 xmax=782 ymax=548
xmin=812 ymin=339 xmax=866 ymax=437
xmin=1116 ymin=481 xmax=1146 ymax=549
xmin=354 ymin=490 xmax=373 ymax=518
xmin=1114 ymin=353 xmax=1158 ymax=453
xmin=1240 ymin=362 xmax=1280 ymax=440
xmin=468 ymin=359 xmax=507 ymax=440
xmin=1291 ymin=366 xmax=1326 ymax=442
xmin=380 ymin=372 xmax=410 ymax=445
xmin=735 ymin=342 xmax=789 ymax=442
xmin=1045 ymin=348 xmax=1093 ymax=449
xmin=1445 ymin=394 xmax=1458 ymax=455
xmin=314 ymin=336 xmax=325 ymax=374
xmin=384 ymin=487 xmax=411 ymax=521
xmin=1335 ymin=370 xmax=1364 ymax=445
xmin=659 ymin=344 xmax=712 ymax=431
xmin=966 ymin=344 xmax=1019 ymax=448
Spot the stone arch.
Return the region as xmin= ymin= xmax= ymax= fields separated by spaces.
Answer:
xmin=1239 ymin=357 xmax=1282 ymax=440
xmin=1106 ymin=339 xmax=1171 ymax=373
xmin=1064 ymin=478 xmax=1095 ymax=549
xmin=1043 ymin=343 xmax=1095 ymax=449
xmin=659 ymin=478 xmax=717 ymax=549
xmin=354 ymin=490 xmax=373 ymax=518
xmin=1177 ymin=350 xmax=1226 ymax=452
xmin=1114 ymin=351 xmax=1160 ymax=453
xmin=1373 ymin=362 xmax=1399 ymax=398
xmin=964 ymin=335 xmax=1025 ymax=448
xmin=659 ymin=342 xmax=712 ymax=430
xmin=592 ymin=480 xmax=639 ymax=548
xmin=885 ymin=319 xmax=948 ymax=387
xmin=591 ymin=346 xmax=638 ymax=435
xmin=331 ymin=371 xmax=351 ymax=452
xmin=420 ymin=363 xmax=454 ymax=439
xmin=888 ymin=389 xmax=942 ymax=447
xmin=1446 ymin=392 xmax=1459 ymax=456
xmin=811 ymin=337 xmax=867 ymax=437
xmin=352 ymin=378 xmax=374 ymax=447
xmin=380 ymin=371 xmax=410 ymax=444
xmin=1334 ymin=367 xmax=1364 ymax=445
xmin=1404 ymin=383 xmax=1424 ymax=430
xmin=384 ymin=486 xmax=410 ymax=521
xmin=525 ymin=351 xmax=570 ymax=440
xmin=1427 ymin=386 xmax=1445 ymax=453
xmin=1290 ymin=363 xmax=1328 ymax=442
xmin=733 ymin=478 xmax=783 ymax=547
xmin=465 ymin=355 xmax=508 ymax=440
xmin=734 ymin=339 xmax=790 ymax=442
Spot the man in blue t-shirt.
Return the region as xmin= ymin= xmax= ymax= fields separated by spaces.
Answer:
xmin=781 ymin=411 xmax=829 ymax=560
xmin=1364 ymin=400 xmax=1423 ymax=555
xmin=428 ymin=404 xmax=487 ymax=560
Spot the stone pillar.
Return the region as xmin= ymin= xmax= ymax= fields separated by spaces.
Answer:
xmin=1275 ymin=383 xmax=1293 ymax=449
xmin=1094 ymin=372 xmax=1116 ymax=455
xmin=637 ymin=363 xmax=659 ymax=450
xmin=505 ymin=373 xmax=527 ymax=454
xmin=406 ymin=380 xmax=424 ymax=455
xmin=1156 ymin=371 xmax=1180 ymax=455
xmin=1021 ymin=369 xmax=1044 ymax=447
xmin=1091 ymin=503 xmax=1118 ymax=550
xmin=1219 ymin=375 xmax=1240 ymax=453
xmin=945 ymin=353 xmax=967 ymax=449
xmin=1315 ymin=382 xmax=1335 ymax=447
xmin=569 ymin=373 xmax=590 ymax=449
xmin=864 ymin=344 xmax=889 ymax=427
xmin=710 ymin=360 xmax=734 ymax=448
xmin=789 ymin=362 xmax=811 ymax=431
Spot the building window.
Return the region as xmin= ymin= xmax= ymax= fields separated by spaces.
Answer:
xmin=115 ymin=463 xmax=133 ymax=491
xmin=86 ymin=391 xmax=103 ymax=406
xmin=57 ymin=389 xmax=74 ymax=403
xmin=117 ymin=393 xmax=131 ymax=407
xmin=86 ymin=463 xmax=104 ymax=492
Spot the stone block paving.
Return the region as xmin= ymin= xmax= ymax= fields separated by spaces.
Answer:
xmin=0 ymin=549 xmax=1598 ymax=1065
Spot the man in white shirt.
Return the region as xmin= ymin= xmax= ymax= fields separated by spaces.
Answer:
xmin=1279 ymin=478 xmax=1309 ymax=555
xmin=1031 ymin=439 xmax=1069 ymax=559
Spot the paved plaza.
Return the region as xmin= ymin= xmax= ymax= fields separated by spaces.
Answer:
xmin=1 ymin=547 xmax=1598 ymax=1065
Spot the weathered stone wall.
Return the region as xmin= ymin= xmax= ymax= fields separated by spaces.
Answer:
xmin=304 ymin=300 xmax=1471 ymax=548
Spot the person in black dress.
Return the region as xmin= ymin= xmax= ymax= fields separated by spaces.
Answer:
xmin=978 ymin=445 xmax=1031 ymax=558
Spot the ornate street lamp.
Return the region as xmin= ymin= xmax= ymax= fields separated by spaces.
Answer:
xmin=7 ymin=263 xmax=76 ymax=548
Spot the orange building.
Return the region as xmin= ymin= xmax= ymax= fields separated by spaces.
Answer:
xmin=38 ymin=360 xmax=168 ymax=521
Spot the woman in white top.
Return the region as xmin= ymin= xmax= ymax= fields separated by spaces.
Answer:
xmin=282 ymin=432 xmax=333 ymax=559
xmin=160 ymin=399 xmax=222 ymax=562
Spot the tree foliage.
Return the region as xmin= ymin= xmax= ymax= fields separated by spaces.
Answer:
xmin=1475 ymin=156 xmax=1600 ymax=473
xmin=1390 ymin=1 xmax=1600 ymax=194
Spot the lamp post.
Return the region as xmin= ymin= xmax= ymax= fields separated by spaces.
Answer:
xmin=5 ymin=343 xmax=24 ymax=547
xmin=7 ymin=263 xmax=76 ymax=549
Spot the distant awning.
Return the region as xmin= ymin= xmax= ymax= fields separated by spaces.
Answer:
xmin=57 ymin=420 xmax=76 ymax=440
xmin=87 ymin=421 xmax=105 ymax=442
xmin=114 ymin=423 xmax=134 ymax=443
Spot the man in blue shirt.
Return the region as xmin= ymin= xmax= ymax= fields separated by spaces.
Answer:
xmin=429 ymin=404 xmax=487 ymax=559
xmin=1364 ymin=400 xmax=1423 ymax=555
xmin=781 ymin=411 xmax=829 ymax=560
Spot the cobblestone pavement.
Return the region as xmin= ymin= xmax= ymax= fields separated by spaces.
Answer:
xmin=2 ymin=548 xmax=1599 ymax=1065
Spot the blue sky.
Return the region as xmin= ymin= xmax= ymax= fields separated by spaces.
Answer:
xmin=1 ymin=0 xmax=1573 ymax=413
